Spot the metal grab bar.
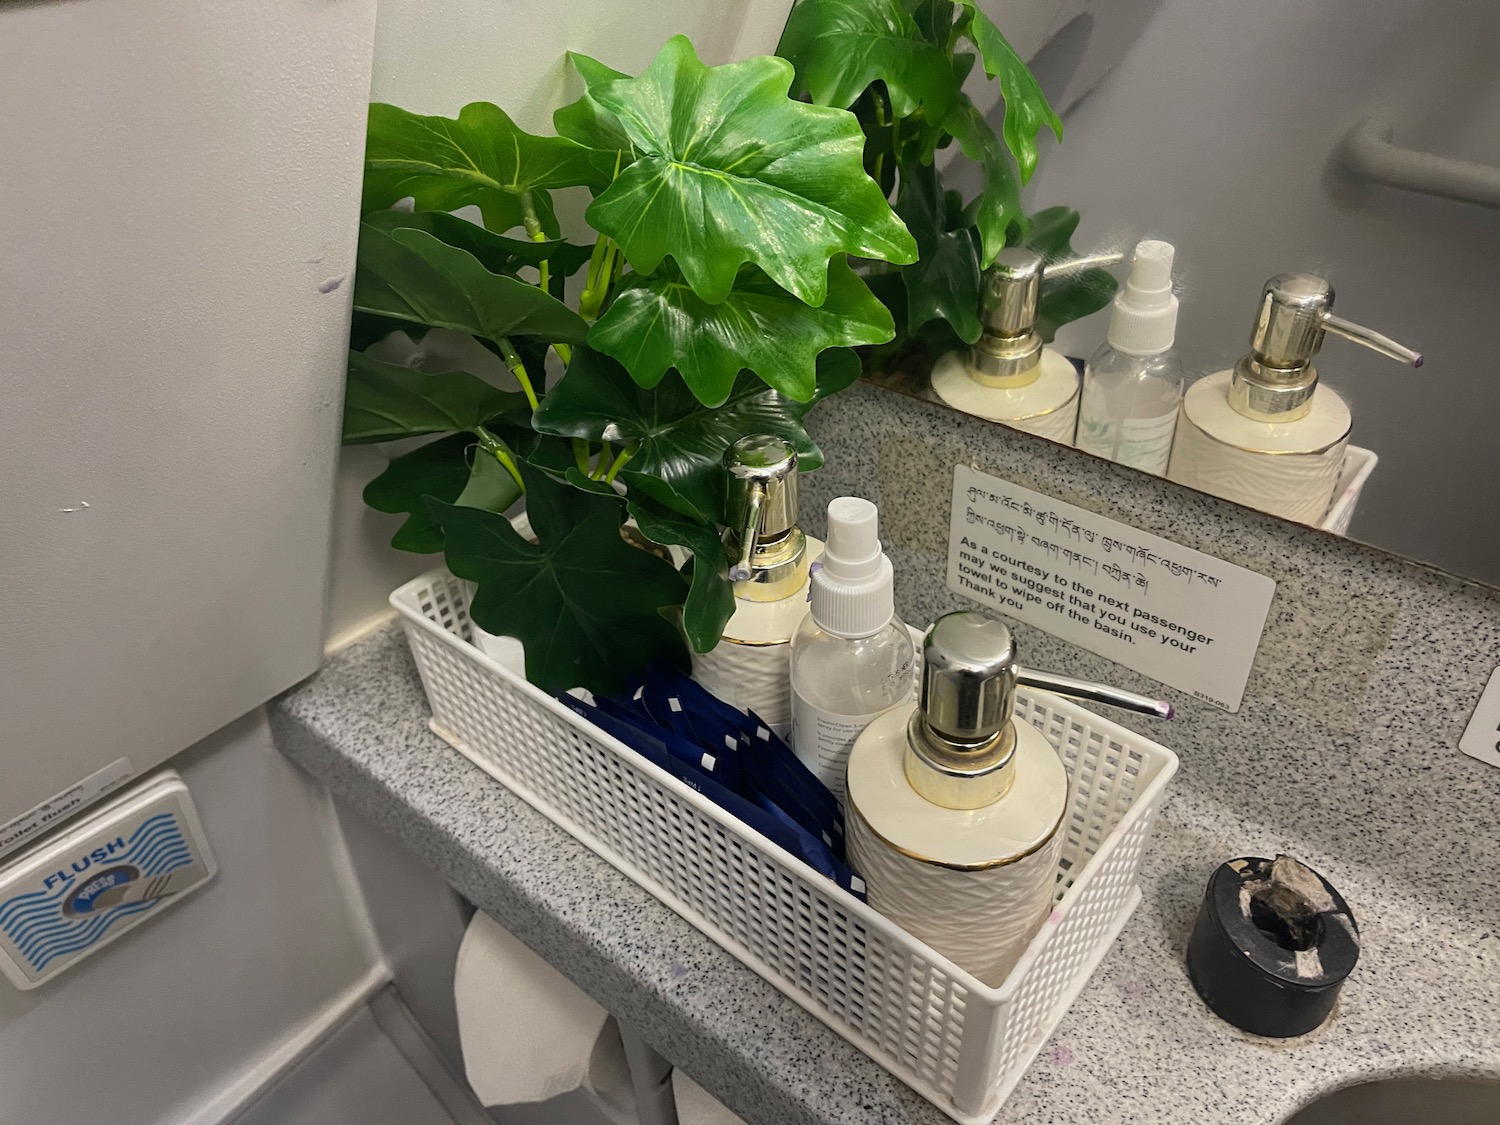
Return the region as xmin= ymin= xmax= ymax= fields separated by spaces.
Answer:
xmin=1342 ymin=116 xmax=1500 ymax=210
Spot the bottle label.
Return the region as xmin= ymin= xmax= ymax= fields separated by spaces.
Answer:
xmin=789 ymin=690 xmax=888 ymax=803
xmin=1077 ymin=410 xmax=1177 ymax=474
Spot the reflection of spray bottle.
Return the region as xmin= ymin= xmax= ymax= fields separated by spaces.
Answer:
xmin=1075 ymin=239 xmax=1184 ymax=475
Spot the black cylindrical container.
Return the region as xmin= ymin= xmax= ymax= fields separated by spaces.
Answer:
xmin=1186 ymin=855 xmax=1359 ymax=1038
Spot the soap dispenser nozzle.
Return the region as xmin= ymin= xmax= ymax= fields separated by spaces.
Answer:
xmin=906 ymin=612 xmax=1171 ymax=810
xmin=722 ymin=435 xmax=809 ymax=599
xmin=1231 ymin=274 xmax=1422 ymax=420
xmin=974 ymin=248 xmax=1125 ymax=382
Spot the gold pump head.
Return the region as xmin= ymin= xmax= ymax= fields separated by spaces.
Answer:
xmin=722 ymin=435 xmax=808 ymax=601
xmin=904 ymin=612 xmax=1172 ymax=810
xmin=1230 ymin=273 xmax=1423 ymax=421
xmin=972 ymin=248 xmax=1124 ymax=384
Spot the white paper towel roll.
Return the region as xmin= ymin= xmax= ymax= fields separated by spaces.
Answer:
xmin=455 ymin=912 xmax=746 ymax=1124
xmin=455 ymin=911 xmax=609 ymax=1105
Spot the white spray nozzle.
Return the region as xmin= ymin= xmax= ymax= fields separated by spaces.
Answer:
xmin=1107 ymin=238 xmax=1179 ymax=356
xmin=811 ymin=497 xmax=894 ymax=639
xmin=824 ymin=497 xmax=882 ymax=581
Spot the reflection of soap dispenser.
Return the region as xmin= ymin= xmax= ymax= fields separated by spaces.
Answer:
xmin=1167 ymin=274 xmax=1421 ymax=523
xmin=845 ymin=612 xmax=1173 ymax=985
xmin=691 ymin=435 xmax=823 ymax=738
xmin=789 ymin=497 xmax=916 ymax=804
xmin=930 ymin=249 xmax=1110 ymax=441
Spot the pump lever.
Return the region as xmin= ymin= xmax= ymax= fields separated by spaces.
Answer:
xmin=728 ymin=481 xmax=765 ymax=582
xmin=1041 ymin=250 xmax=1126 ymax=281
xmin=1322 ymin=314 xmax=1423 ymax=368
xmin=1014 ymin=667 xmax=1175 ymax=719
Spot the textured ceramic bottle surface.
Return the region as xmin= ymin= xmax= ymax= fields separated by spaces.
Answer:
xmin=690 ymin=537 xmax=822 ymax=736
xmin=1168 ymin=371 xmax=1350 ymax=524
xmin=845 ymin=705 xmax=1068 ymax=986
xmin=930 ymin=348 xmax=1080 ymax=442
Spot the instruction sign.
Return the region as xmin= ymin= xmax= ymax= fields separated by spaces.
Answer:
xmin=947 ymin=466 xmax=1275 ymax=711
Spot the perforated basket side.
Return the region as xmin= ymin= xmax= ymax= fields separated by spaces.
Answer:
xmin=393 ymin=574 xmax=979 ymax=1110
xmin=390 ymin=570 xmax=1178 ymax=1125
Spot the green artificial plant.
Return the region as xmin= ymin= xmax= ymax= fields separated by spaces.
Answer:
xmin=344 ymin=8 xmax=1103 ymax=696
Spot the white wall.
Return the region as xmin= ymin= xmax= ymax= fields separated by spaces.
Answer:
xmin=1024 ymin=0 xmax=1500 ymax=585
xmin=0 ymin=0 xmax=379 ymax=825
xmin=0 ymin=714 xmax=380 ymax=1125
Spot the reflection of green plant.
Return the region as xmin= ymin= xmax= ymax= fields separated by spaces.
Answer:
xmin=345 ymin=13 xmax=1083 ymax=695
xmin=777 ymin=0 xmax=1116 ymax=364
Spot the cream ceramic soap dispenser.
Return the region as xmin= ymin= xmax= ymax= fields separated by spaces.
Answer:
xmin=1168 ymin=274 xmax=1421 ymax=523
xmin=845 ymin=612 xmax=1172 ymax=985
xmin=930 ymin=249 xmax=1113 ymax=441
xmin=691 ymin=435 xmax=823 ymax=737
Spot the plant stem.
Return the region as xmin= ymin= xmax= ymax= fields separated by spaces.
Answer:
xmin=572 ymin=438 xmax=592 ymax=475
xmin=496 ymin=337 xmax=539 ymax=411
xmin=475 ymin=426 xmax=525 ymax=492
xmin=589 ymin=440 xmax=614 ymax=480
xmin=518 ymin=190 xmax=545 ymax=241
xmin=579 ymin=235 xmax=620 ymax=322
xmin=602 ymin=446 xmax=633 ymax=484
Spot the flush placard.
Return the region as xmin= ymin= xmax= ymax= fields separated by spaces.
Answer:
xmin=947 ymin=465 xmax=1275 ymax=711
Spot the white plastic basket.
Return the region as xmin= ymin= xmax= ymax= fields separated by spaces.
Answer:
xmin=391 ymin=570 xmax=1178 ymax=1124
xmin=1320 ymin=445 xmax=1378 ymax=536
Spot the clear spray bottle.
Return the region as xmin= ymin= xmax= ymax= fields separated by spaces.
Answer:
xmin=789 ymin=497 xmax=915 ymax=804
xmin=1074 ymin=239 xmax=1183 ymax=475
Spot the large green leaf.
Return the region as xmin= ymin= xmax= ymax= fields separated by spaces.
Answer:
xmin=620 ymin=472 xmax=734 ymax=655
xmin=776 ymin=0 xmax=961 ymax=119
xmin=363 ymin=433 xmax=475 ymax=553
xmin=895 ymin=157 xmax=982 ymax=344
xmin=553 ymin=53 xmax=635 ymax=157
xmin=361 ymin=210 xmax=592 ymax=281
xmin=342 ymin=351 xmax=525 ymax=444
xmin=583 ymin=36 xmax=916 ymax=306
xmin=941 ymin=93 xmax=1023 ymax=266
xmin=955 ymin=2 xmax=1062 ymax=183
xmin=362 ymin=102 xmax=611 ymax=236
xmin=533 ymin=348 xmax=858 ymax=523
xmin=354 ymin=224 xmax=588 ymax=347
xmin=1023 ymin=206 xmax=1119 ymax=342
xmin=429 ymin=462 xmax=689 ymax=694
xmin=589 ymin=257 xmax=894 ymax=406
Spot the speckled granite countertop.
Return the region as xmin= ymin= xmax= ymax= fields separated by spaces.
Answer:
xmin=269 ymin=623 xmax=1500 ymax=1125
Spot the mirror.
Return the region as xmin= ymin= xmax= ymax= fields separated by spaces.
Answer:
xmin=865 ymin=0 xmax=1500 ymax=588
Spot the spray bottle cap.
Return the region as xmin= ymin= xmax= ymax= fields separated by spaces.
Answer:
xmin=809 ymin=497 xmax=894 ymax=639
xmin=1106 ymin=239 xmax=1179 ymax=355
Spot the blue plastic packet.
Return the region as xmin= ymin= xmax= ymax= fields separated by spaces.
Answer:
xmin=751 ymin=793 xmax=867 ymax=901
xmin=559 ymin=691 xmax=733 ymax=787
xmin=556 ymin=692 xmax=855 ymax=893
xmin=635 ymin=668 xmax=844 ymax=852
xmin=621 ymin=684 xmax=745 ymax=792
